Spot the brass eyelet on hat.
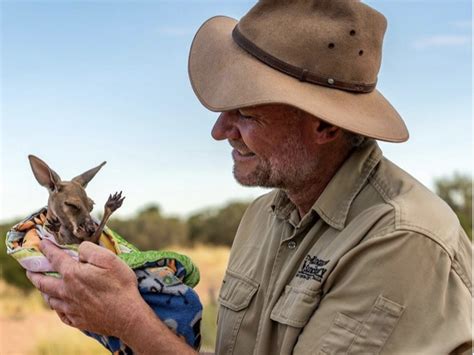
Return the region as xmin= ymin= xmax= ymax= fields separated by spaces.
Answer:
xmin=350 ymin=30 xmax=356 ymax=36
xmin=328 ymin=78 xmax=335 ymax=85
xmin=328 ymin=43 xmax=335 ymax=49
xmin=359 ymin=50 xmax=364 ymax=56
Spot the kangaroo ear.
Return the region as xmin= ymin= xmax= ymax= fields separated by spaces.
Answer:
xmin=72 ymin=161 xmax=106 ymax=188
xmin=28 ymin=155 xmax=62 ymax=192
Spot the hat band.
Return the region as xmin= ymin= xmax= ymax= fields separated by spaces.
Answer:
xmin=232 ymin=25 xmax=376 ymax=94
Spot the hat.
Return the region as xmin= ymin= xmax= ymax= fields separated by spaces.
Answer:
xmin=188 ymin=0 xmax=409 ymax=142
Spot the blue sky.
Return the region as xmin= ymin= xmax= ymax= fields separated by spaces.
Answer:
xmin=1 ymin=0 xmax=472 ymax=222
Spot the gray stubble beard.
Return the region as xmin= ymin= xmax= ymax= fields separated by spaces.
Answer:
xmin=232 ymin=136 xmax=319 ymax=191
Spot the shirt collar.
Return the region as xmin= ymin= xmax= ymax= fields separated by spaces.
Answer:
xmin=270 ymin=141 xmax=383 ymax=230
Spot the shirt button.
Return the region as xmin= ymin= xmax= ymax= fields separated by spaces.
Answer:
xmin=287 ymin=241 xmax=297 ymax=250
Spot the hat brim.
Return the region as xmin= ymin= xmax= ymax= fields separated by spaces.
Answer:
xmin=188 ymin=16 xmax=409 ymax=143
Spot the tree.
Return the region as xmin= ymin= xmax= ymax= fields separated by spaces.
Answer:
xmin=434 ymin=173 xmax=472 ymax=239
xmin=0 ymin=221 xmax=34 ymax=291
xmin=188 ymin=201 xmax=249 ymax=246
xmin=108 ymin=204 xmax=188 ymax=250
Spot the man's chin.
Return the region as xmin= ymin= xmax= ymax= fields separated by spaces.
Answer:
xmin=233 ymin=166 xmax=273 ymax=188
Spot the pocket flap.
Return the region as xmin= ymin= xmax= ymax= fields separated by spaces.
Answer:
xmin=270 ymin=285 xmax=322 ymax=328
xmin=218 ymin=270 xmax=259 ymax=312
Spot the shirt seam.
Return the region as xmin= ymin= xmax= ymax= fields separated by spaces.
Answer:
xmin=372 ymin=227 xmax=473 ymax=296
xmin=452 ymin=259 xmax=472 ymax=295
xmin=369 ymin=174 xmax=454 ymax=259
xmin=368 ymin=177 xmax=466 ymax=292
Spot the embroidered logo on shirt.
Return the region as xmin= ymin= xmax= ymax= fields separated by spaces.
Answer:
xmin=296 ymin=255 xmax=330 ymax=282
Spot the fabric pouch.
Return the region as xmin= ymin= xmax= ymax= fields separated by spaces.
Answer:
xmin=6 ymin=207 xmax=202 ymax=354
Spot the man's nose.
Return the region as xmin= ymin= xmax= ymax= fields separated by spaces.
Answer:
xmin=211 ymin=111 xmax=241 ymax=141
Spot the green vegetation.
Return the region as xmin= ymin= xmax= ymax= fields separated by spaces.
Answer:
xmin=188 ymin=202 xmax=249 ymax=246
xmin=434 ymin=173 xmax=472 ymax=239
xmin=108 ymin=204 xmax=189 ymax=251
xmin=0 ymin=220 xmax=32 ymax=290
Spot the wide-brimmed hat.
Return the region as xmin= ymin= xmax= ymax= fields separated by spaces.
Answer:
xmin=188 ymin=0 xmax=409 ymax=142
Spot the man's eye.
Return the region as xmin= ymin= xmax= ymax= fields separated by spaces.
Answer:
xmin=239 ymin=112 xmax=254 ymax=120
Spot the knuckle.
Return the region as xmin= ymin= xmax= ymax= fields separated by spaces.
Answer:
xmin=78 ymin=241 xmax=92 ymax=254
xmin=103 ymin=252 xmax=117 ymax=264
xmin=61 ymin=264 xmax=77 ymax=283
xmin=61 ymin=269 xmax=72 ymax=282
xmin=36 ymin=278 xmax=46 ymax=293
xmin=57 ymin=285 xmax=67 ymax=300
xmin=49 ymin=298 xmax=59 ymax=310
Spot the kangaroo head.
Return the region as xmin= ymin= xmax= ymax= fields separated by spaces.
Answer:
xmin=28 ymin=155 xmax=106 ymax=243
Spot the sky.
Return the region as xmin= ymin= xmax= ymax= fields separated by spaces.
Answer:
xmin=0 ymin=0 xmax=472 ymax=223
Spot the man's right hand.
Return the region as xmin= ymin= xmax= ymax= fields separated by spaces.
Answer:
xmin=27 ymin=239 xmax=198 ymax=355
xmin=27 ymin=239 xmax=140 ymax=336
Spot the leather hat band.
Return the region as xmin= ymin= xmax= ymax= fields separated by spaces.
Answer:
xmin=232 ymin=26 xmax=377 ymax=94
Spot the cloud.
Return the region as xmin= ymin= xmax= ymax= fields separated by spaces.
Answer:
xmin=156 ymin=27 xmax=195 ymax=37
xmin=413 ymin=35 xmax=471 ymax=49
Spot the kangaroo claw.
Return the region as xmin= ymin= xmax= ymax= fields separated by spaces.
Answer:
xmin=46 ymin=216 xmax=61 ymax=233
xmin=90 ymin=192 xmax=125 ymax=244
xmin=105 ymin=191 xmax=125 ymax=213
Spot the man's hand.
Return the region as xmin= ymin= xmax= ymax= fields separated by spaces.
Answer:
xmin=27 ymin=239 xmax=141 ymax=337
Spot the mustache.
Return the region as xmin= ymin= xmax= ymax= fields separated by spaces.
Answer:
xmin=228 ymin=140 xmax=250 ymax=151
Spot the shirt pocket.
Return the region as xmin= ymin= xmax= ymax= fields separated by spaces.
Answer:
xmin=270 ymin=285 xmax=322 ymax=328
xmin=216 ymin=270 xmax=259 ymax=355
xmin=318 ymin=295 xmax=405 ymax=355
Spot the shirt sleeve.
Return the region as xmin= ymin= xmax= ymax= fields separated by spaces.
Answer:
xmin=293 ymin=230 xmax=472 ymax=354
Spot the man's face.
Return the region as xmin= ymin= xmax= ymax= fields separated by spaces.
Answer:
xmin=211 ymin=104 xmax=321 ymax=190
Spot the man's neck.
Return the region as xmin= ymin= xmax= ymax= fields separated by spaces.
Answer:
xmin=286 ymin=149 xmax=352 ymax=218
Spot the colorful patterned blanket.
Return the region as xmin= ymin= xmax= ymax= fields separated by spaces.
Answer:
xmin=6 ymin=208 xmax=202 ymax=354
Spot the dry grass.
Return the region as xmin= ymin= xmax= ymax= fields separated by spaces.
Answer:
xmin=0 ymin=280 xmax=107 ymax=355
xmin=35 ymin=328 xmax=109 ymax=355
xmin=165 ymin=244 xmax=230 ymax=351
xmin=171 ymin=244 xmax=229 ymax=304
xmin=0 ymin=280 xmax=46 ymax=319
xmin=0 ymin=245 xmax=229 ymax=354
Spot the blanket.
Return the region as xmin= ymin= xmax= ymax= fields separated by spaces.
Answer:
xmin=6 ymin=207 xmax=202 ymax=354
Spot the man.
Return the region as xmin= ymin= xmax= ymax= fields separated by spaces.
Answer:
xmin=27 ymin=1 xmax=472 ymax=354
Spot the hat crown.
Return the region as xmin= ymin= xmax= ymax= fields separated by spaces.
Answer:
xmin=236 ymin=0 xmax=387 ymax=92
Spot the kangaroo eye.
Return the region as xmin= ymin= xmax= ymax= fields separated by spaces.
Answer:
xmin=65 ymin=202 xmax=79 ymax=211
xmin=88 ymin=198 xmax=95 ymax=212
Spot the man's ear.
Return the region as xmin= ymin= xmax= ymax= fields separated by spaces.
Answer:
xmin=313 ymin=119 xmax=342 ymax=144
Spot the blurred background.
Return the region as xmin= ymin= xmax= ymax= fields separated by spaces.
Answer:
xmin=0 ymin=0 xmax=471 ymax=354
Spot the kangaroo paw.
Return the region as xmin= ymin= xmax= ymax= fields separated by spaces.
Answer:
xmin=105 ymin=191 xmax=125 ymax=213
xmin=46 ymin=216 xmax=61 ymax=233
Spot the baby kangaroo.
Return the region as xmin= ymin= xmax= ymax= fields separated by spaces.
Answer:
xmin=28 ymin=155 xmax=125 ymax=245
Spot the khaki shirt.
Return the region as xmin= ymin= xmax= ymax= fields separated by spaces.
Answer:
xmin=215 ymin=141 xmax=472 ymax=355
